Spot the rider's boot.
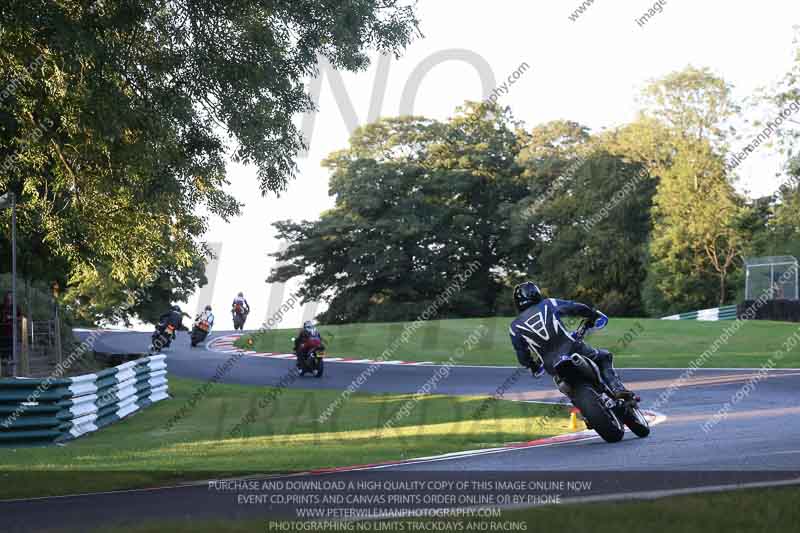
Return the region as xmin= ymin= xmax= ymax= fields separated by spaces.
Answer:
xmin=593 ymin=350 xmax=634 ymax=400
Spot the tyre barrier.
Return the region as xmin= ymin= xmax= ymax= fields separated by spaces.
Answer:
xmin=661 ymin=304 xmax=738 ymax=321
xmin=0 ymin=354 xmax=168 ymax=447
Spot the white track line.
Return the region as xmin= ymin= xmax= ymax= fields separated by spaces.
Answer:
xmin=304 ymin=411 xmax=665 ymax=475
xmin=544 ymin=477 xmax=800 ymax=506
xmin=358 ymin=476 xmax=800 ymax=520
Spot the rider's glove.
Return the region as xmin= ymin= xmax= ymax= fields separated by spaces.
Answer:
xmin=531 ymin=363 xmax=545 ymax=379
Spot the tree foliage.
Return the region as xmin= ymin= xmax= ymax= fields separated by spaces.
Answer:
xmin=512 ymin=124 xmax=656 ymax=316
xmin=639 ymin=65 xmax=739 ymax=148
xmin=603 ymin=67 xmax=748 ymax=314
xmin=271 ymin=104 xmax=529 ymax=323
xmin=271 ymin=62 xmax=800 ymax=323
xmin=0 ymin=0 xmax=419 ymax=323
xmin=271 ymin=108 xmax=658 ymax=322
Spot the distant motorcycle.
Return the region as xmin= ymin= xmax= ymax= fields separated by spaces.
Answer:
xmin=232 ymin=304 xmax=249 ymax=331
xmin=295 ymin=338 xmax=324 ymax=378
xmin=553 ymin=316 xmax=649 ymax=443
xmin=149 ymin=322 xmax=176 ymax=353
xmin=190 ymin=318 xmax=211 ymax=347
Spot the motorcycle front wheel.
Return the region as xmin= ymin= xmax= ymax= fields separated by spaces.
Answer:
xmin=150 ymin=334 xmax=161 ymax=353
xmin=313 ymin=358 xmax=324 ymax=378
xmin=620 ymin=405 xmax=650 ymax=438
xmin=572 ymin=384 xmax=624 ymax=443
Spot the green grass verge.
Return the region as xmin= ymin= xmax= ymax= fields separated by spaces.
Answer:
xmin=89 ymin=484 xmax=800 ymax=533
xmin=0 ymin=377 xmax=569 ymax=500
xmin=236 ymin=317 xmax=800 ymax=368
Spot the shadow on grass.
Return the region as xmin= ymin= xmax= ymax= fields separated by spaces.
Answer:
xmin=0 ymin=378 xmax=571 ymax=499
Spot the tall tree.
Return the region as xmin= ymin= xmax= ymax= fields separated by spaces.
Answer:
xmin=639 ymin=65 xmax=739 ymax=149
xmin=750 ymin=171 xmax=800 ymax=261
xmin=606 ymin=67 xmax=746 ymax=313
xmin=270 ymin=103 xmax=529 ymax=323
xmin=746 ymin=29 xmax=800 ymax=284
xmin=763 ymin=27 xmax=800 ymax=153
xmin=512 ymin=123 xmax=656 ymax=315
xmin=0 ymin=0 xmax=419 ymax=322
xmin=649 ymin=135 xmax=748 ymax=308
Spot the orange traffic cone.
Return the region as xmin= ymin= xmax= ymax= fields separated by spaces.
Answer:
xmin=569 ymin=408 xmax=580 ymax=431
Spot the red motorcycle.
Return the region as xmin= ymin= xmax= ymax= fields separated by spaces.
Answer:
xmin=296 ymin=338 xmax=325 ymax=378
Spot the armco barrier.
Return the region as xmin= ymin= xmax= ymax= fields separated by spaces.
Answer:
xmin=661 ymin=305 xmax=738 ymax=321
xmin=0 ymin=354 xmax=168 ymax=446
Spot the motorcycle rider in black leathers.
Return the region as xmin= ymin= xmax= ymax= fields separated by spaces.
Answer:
xmin=153 ymin=305 xmax=187 ymax=349
xmin=509 ymin=282 xmax=632 ymax=399
xmin=294 ymin=321 xmax=325 ymax=369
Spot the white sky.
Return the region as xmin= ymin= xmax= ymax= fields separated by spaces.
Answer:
xmin=179 ymin=0 xmax=800 ymax=331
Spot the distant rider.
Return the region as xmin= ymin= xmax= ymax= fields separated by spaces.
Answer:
xmin=195 ymin=304 xmax=215 ymax=330
xmin=509 ymin=282 xmax=632 ymax=399
xmin=294 ymin=321 xmax=325 ymax=368
xmin=232 ymin=292 xmax=250 ymax=316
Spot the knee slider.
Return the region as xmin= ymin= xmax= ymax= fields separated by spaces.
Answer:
xmin=595 ymin=349 xmax=613 ymax=363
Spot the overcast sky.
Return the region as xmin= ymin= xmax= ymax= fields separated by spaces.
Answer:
xmin=178 ymin=0 xmax=800 ymax=331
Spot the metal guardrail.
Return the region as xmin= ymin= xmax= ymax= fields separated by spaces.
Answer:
xmin=0 ymin=354 xmax=168 ymax=446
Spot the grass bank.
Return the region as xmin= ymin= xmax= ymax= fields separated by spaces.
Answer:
xmin=0 ymin=377 xmax=569 ymax=499
xmin=236 ymin=317 xmax=800 ymax=368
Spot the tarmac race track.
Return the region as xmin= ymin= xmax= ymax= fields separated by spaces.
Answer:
xmin=3 ymin=329 xmax=800 ymax=531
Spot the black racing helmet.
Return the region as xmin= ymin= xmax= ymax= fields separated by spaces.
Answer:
xmin=513 ymin=282 xmax=543 ymax=312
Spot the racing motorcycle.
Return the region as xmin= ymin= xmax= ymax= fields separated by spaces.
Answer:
xmin=190 ymin=317 xmax=211 ymax=347
xmin=295 ymin=338 xmax=324 ymax=378
xmin=232 ymin=303 xmax=248 ymax=331
xmin=149 ymin=322 xmax=176 ymax=353
xmin=552 ymin=315 xmax=650 ymax=443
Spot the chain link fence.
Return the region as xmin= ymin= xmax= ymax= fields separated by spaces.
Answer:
xmin=744 ymin=256 xmax=799 ymax=301
xmin=1 ymin=275 xmax=71 ymax=377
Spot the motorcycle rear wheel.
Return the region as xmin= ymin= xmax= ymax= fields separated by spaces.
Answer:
xmin=573 ymin=384 xmax=624 ymax=443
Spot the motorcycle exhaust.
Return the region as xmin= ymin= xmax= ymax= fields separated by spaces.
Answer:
xmin=555 ymin=377 xmax=573 ymax=397
xmin=570 ymin=353 xmax=602 ymax=386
